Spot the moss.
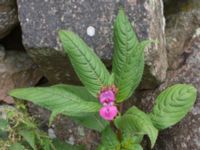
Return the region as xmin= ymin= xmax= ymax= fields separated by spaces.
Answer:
xmin=164 ymin=0 xmax=200 ymax=16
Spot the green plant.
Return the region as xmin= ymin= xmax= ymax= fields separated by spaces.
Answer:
xmin=0 ymin=103 xmax=84 ymax=150
xmin=9 ymin=8 xmax=197 ymax=150
xmin=0 ymin=102 xmax=54 ymax=150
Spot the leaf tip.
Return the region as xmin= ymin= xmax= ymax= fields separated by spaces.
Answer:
xmin=178 ymin=84 xmax=197 ymax=101
xmin=187 ymin=84 xmax=197 ymax=92
xmin=9 ymin=89 xmax=19 ymax=97
xmin=150 ymin=129 xmax=158 ymax=149
xmin=117 ymin=6 xmax=126 ymax=18
xmin=49 ymin=111 xmax=57 ymax=127
xmin=119 ymin=6 xmax=125 ymax=12
xmin=58 ymin=30 xmax=67 ymax=39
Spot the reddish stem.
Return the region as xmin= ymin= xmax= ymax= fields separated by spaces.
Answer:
xmin=119 ymin=103 xmax=123 ymax=113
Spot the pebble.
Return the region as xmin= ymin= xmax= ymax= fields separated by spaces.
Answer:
xmin=48 ymin=128 xmax=56 ymax=139
xmin=86 ymin=26 xmax=95 ymax=37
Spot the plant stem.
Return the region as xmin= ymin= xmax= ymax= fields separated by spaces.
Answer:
xmin=115 ymin=103 xmax=124 ymax=142
xmin=117 ymin=128 xmax=122 ymax=142
xmin=119 ymin=103 xmax=123 ymax=113
xmin=110 ymin=121 xmax=115 ymax=129
xmin=110 ymin=121 xmax=122 ymax=142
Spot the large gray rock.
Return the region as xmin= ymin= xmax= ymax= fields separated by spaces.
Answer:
xmin=165 ymin=0 xmax=200 ymax=69
xmin=0 ymin=0 xmax=18 ymax=39
xmin=17 ymin=0 xmax=167 ymax=87
xmin=0 ymin=47 xmax=42 ymax=104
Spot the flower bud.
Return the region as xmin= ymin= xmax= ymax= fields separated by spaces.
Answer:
xmin=99 ymin=90 xmax=115 ymax=104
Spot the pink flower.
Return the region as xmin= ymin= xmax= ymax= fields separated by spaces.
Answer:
xmin=99 ymin=90 xmax=115 ymax=104
xmin=99 ymin=105 xmax=118 ymax=121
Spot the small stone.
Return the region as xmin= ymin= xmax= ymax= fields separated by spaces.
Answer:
xmin=68 ymin=129 xmax=72 ymax=133
xmin=48 ymin=128 xmax=56 ymax=139
xmin=86 ymin=26 xmax=95 ymax=37
xmin=193 ymin=28 xmax=200 ymax=38
xmin=77 ymin=126 xmax=85 ymax=136
xmin=67 ymin=136 xmax=75 ymax=145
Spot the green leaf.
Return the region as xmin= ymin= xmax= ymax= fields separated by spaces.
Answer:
xmin=112 ymin=9 xmax=149 ymax=102
xmin=0 ymin=129 xmax=8 ymax=139
xmin=9 ymin=85 xmax=106 ymax=132
xmin=52 ymin=139 xmax=85 ymax=150
xmin=51 ymin=84 xmax=101 ymax=122
xmin=49 ymin=84 xmax=103 ymax=126
xmin=51 ymin=80 xmax=110 ymax=131
xmin=0 ymin=118 xmax=9 ymax=130
xmin=9 ymin=143 xmax=25 ymax=150
xmin=41 ymin=138 xmax=56 ymax=150
xmin=40 ymin=138 xmax=53 ymax=150
xmin=108 ymin=73 xmax=115 ymax=85
xmin=52 ymin=84 xmax=97 ymax=101
xmin=121 ymin=133 xmax=143 ymax=150
xmin=71 ymin=113 xmax=108 ymax=132
xmin=19 ymin=129 xmax=36 ymax=150
xmin=149 ymin=84 xmax=197 ymax=130
xmin=59 ymin=30 xmax=110 ymax=97
xmin=121 ymin=132 xmax=143 ymax=145
xmin=115 ymin=106 xmax=158 ymax=148
xmin=9 ymin=87 xmax=101 ymax=118
xmin=35 ymin=130 xmax=54 ymax=150
xmin=44 ymin=86 xmax=107 ymax=130
xmin=121 ymin=143 xmax=143 ymax=150
xmin=98 ymin=126 xmax=120 ymax=150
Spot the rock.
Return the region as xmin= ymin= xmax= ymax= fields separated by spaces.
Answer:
xmin=53 ymin=115 xmax=99 ymax=150
xmin=0 ymin=49 xmax=42 ymax=104
xmin=0 ymin=0 xmax=18 ymax=39
xmin=48 ymin=128 xmax=57 ymax=139
xmin=165 ymin=0 xmax=200 ymax=69
xmin=67 ymin=136 xmax=75 ymax=145
xmin=17 ymin=0 xmax=167 ymax=87
xmin=0 ymin=45 xmax=5 ymax=61
xmin=137 ymin=28 xmax=200 ymax=150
